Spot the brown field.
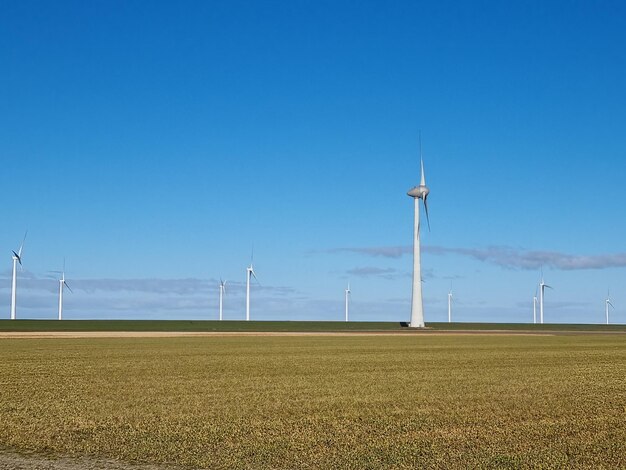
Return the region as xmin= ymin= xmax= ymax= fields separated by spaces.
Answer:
xmin=1 ymin=332 xmax=625 ymax=469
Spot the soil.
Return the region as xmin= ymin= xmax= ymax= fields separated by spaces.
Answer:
xmin=0 ymin=449 xmax=183 ymax=470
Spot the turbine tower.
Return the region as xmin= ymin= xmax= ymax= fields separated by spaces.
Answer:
xmin=58 ymin=261 xmax=72 ymax=321
xmin=407 ymin=136 xmax=430 ymax=328
xmin=539 ymin=274 xmax=552 ymax=324
xmin=219 ymin=279 xmax=226 ymax=321
xmin=605 ymin=290 xmax=614 ymax=325
xmin=345 ymin=283 xmax=350 ymax=322
xmin=10 ymin=232 xmax=27 ymax=320
xmin=246 ymin=262 xmax=257 ymax=321
xmin=533 ymin=287 xmax=538 ymax=324
xmin=447 ymin=287 xmax=453 ymax=323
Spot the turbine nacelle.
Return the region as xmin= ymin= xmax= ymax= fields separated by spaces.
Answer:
xmin=408 ymin=185 xmax=431 ymax=231
xmin=407 ymin=185 xmax=429 ymax=199
xmin=248 ymin=265 xmax=257 ymax=280
xmin=59 ymin=266 xmax=72 ymax=293
xmin=61 ymin=279 xmax=73 ymax=293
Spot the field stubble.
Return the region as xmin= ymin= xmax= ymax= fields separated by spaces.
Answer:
xmin=0 ymin=335 xmax=624 ymax=469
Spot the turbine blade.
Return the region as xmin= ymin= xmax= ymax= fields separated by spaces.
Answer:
xmin=17 ymin=231 xmax=27 ymax=258
xmin=64 ymin=281 xmax=73 ymax=293
xmin=608 ymin=300 xmax=614 ymax=308
xmin=545 ymin=284 xmax=553 ymax=289
xmin=12 ymin=251 xmax=22 ymax=265
xmin=423 ymin=197 xmax=431 ymax=232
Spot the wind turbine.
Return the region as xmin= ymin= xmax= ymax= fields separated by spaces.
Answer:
xmin=245 ymin=260 xmax=258 ymax=321
xmin=345 ymin=283 xmax=351 ymax=322
xmin=539 ymin=272 xmax=552 ymax=324
xmin=10 ymin=231 xmax=27 ymax=320
xmin=58 ymin=260 xmax=72 ymax=321
xmin=605 ymin=290 xmax=614 ymax=325
xmin=447 ymin=286 xmax=453 ymax=323
xmin=407 ymin=134 xmax=430 ymax=328
xmin=219 ymin=279 xmax=226 ymax=321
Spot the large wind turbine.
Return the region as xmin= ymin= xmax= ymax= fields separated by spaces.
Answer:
xmin=539 ymin=274 xmax=552 ymax=324
xmin=10 ymin=232 xmax=27 ymax=320
xmin=447 ymin=287 xmax=453 ymax=323
xmin=345 ymin=283 xmax=350 ymax=322
xmin=407 ymin=136 xmax=430 ymax=328
xmin=219 ymin=279 xmax=226 ymax=321
xmin=605 ymin=290 xmax=614 ymax=325
xmin=58 ymin=261 xmax=72 ymax=321
xmin=245 ymin=262 xmax=258 ymax=321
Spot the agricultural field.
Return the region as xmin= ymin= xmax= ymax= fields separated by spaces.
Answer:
xmin=0 ymin=332 xmax=625 ymax=469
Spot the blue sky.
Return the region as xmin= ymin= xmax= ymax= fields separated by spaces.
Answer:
xmin=2 ymin=0 xmax=626 ymax=323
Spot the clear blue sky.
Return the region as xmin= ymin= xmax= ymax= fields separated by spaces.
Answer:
xmin=2 ymin=0 xmax=626 ymax=323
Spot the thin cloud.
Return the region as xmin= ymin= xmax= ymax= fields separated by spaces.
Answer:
xmin=0 ymin=276 xmax=296 ymax=296
xmin=514 ymin=300 xmax=592 ymax=310
xmin=425 ymin=246 xmax=626 ymax=270
xmin=327 ymin=245 xmax=626 ymax=271
xmin=326 ymin=246 xmax=411 ymax=258
xmin=346 ymin=267 xmax=399 ymax=279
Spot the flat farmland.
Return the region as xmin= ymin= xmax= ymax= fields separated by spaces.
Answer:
xmin=0 ymin=334 xmax=624 ymax=469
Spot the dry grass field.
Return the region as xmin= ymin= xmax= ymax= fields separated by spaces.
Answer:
xmin=0 ymin=333 xmax=624 ymax=469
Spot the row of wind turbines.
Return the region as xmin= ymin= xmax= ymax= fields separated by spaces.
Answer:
xmin=532 ymin=273 xmax=615 ymax=325
xmin=444 ymin=276 xmax=615 ymax=325
xmin=8 ymin=233 xmax=356 ymax=322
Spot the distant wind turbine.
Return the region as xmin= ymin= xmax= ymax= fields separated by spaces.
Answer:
xmin=539 ymin=271 xmax=552 ymax=324
xmin=406 ymin=133 xmax=430 ymax=328
xmin=605 ymin=290 xmax=614 ymax=325
xmin=447 ymin=286 xmax=453 ymax=323
xmin=246 ymin=259 xmax=258 ymax=321
xmin=345 ymin=283 xmax=350 ymax=322
xmin=58 ymin=260 xmax=72 ymax=321
xmin=10 ymin=231 xmax=27 ymax=320
xmin=219 ymin=279 xmax=226 ymax=321
xmin=533 ymin=286 xmax=538 ymax=324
